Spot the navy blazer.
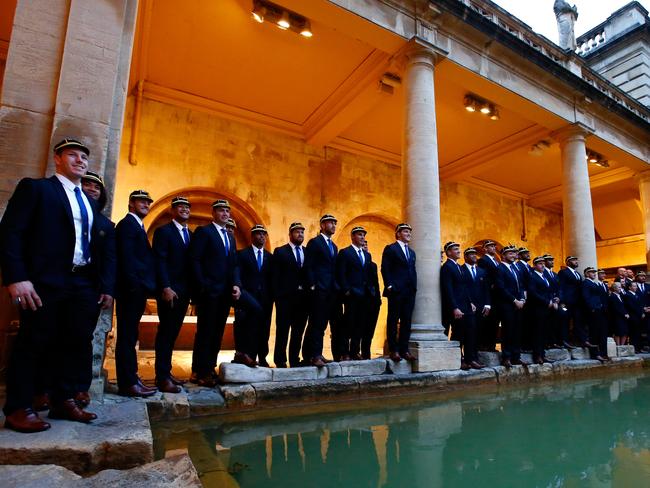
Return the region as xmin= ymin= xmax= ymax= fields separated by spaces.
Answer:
xmin=463 ymin=264 xmax=491 ymax=309
xmin=0 ymin=176 xmax=114 ymax=296
xmin=237 ymin=246 xmax=273 ymax=305
xmin=368 ymin=260 xmax=381 ymax=306
xmin=558 ymin=267 xmax=582 ymax=306
xmin=190 ymin=223 xmax=240 ymax=297
xmin=272 ymin=243 xmax=307 ymax=299
xmin=543 ymin=268 xmax=560 ymax=298
xmin=305 ymin=234 xmax=338 ymax=292
xmin=116 ymin=213 xmax=156 ymax=295
xmin=478 ymin=254 xmax=499 ymax=288
xmin=609 ymin=293 xmax=628 ymax=326
xmin=527 ymin=271 xmax=554 ymax=308
xmin=635 ymin=281 xmax=650 ymax=306
xmin=152 ymin=221 xmax=192 ymax=297
xmin=336 ymin=245 xmax=372 ymax=297
xmin=381 ymin=242 xmax=417 ymax=297
xmin=440 ymin=259 xmax=472 ymax=314
xmin=582 ymin=279 xmax=605 ymax=312
xmin=624 ymin=291 xmax=644 ymax=321
xmin=495 ymin=263 xmax=525 ymax=303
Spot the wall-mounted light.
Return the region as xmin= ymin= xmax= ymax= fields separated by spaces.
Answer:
xmin=251 ymin=0 xmax=313 ymax=38
xmin=464 ymin=93 xmax=499 ymax=121
xmin=586 ymin=149 xmax=609 ymax=167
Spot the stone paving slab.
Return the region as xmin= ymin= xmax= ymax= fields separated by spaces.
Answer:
xmin=617 ymin=345 xmax=636 ymax=357
xmin=570 ymin=347 xmax=591 ymax=360
xmin=271 ymin=366 xmax=327 ymax=381
xmin=0 ymin=401 xmax=153 ymax=475
xmin=339 ymin=358 xmax=387 ymax=376
xmin=546 ymin=348 xmax=571 ymax=361
xmin=386 ymin=358 xmax=413 ymax=374
xmin=0 ymin=454 xmax=201 ymax=487
xmin=478 ymin=351 xmax=501 ymax=366
xmin=219 ymin=363 xmax=273 ymax=383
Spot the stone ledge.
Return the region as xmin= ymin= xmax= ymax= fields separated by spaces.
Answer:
xmin=617 ymin=345 xmax=636 ymax=357
xmin=0 ymin=401 xmax=153 ymax=475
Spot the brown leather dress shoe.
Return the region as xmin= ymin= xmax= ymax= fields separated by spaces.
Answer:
xmin=5 ymin=408 xmax=51 ymax=433
xmin=136 ymin=377 xmax=156 ymax=392
xmin=156 ymin=378 xmax=182 ymax=394
xmin=319 ymin=356 xmax=333 ymax=364
xmin=74 ymin=392 xmax=91 ymax=408
xmin=502 ymin=359 xmax=513 ymax=369
xmin=340 ymin=354 xmax=351 ymax=361
xmin=119 ymin=383 xmax=158 ymax=398
xmin=189 ymin=372 xmax=199 ymax=384
xmin=595 ymin=355 xmax=607 ymax=363
xmin=311 ymin=356 xmax=326 ymax=368
xmin=33 ymin=393 xmax=50 ymax=412
xmin=469 ymin=361 xmax=485 ymax=369
xmin=49 ymin=399 xmax=97 ymax=423
xmin=389 ymin=352 xmax=402 ymax=362
xmin=196 ymin=375 xmax=217 ymax=387
xmin=402 ymin=351 xmax=416 ymax=362
xmin=169 ymin=374 xmax=185 ymax=386
xmin=460 ymin=362 xmax=471 ymax=370
xmin=233 ymin=352 xmax=258 ymax=368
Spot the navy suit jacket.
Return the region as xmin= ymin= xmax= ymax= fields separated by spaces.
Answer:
xmin=558 ymin=267 xmax=582 ymax=306
xmin=305 ymin=234 xmax=338 ymax=292
xmin=440 ymin=259 xmax=472 ymax=314
xmin=635 ymin=281 xmax=650 ymax=306
xmin=495 ymin=262 xmax=525 ymax=303
xmin=609 ymin=293 xmax=628 ymax=327
xmin=237 ymin=246 xmax=273 ymax=305
xmin=514 ymin=261 xmax=532 ymax=291
xmin=336 ymin=245 xmax=372 ymax=297
xmin=624 ymin=291 xmax=644 ymax=321
xmin=381 ymin=242 xmax=417 ymax=297
xmin=272 ymin=243 xmax=307 ymax=299
xmin=152 ymin=221 xmax=192 ymax=297
xmin=582 ymin=279 xmax=605 ymax=312
xmin=527 ymin=271 xmax=554 ymax=308
xmin=543 ymin=268 xmax=560 ymax=297
xmin=478 ymin=255 xmax=499 ymax=288
xmin=0 ymin=176 xmax=115 ymax=296
xmin=463 ymin=264 xmax=491 ymax=309
xmin=190 ymin=223 xmax=240 ymax=297
xmin=116 ymin=213 xmax=155 ymax=295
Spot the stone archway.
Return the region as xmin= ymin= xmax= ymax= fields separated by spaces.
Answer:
xmin=472 ymin=238 xmax=505 ymax=258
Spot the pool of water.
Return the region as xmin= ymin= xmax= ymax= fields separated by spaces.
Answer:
xmin=153 ymin=371 xmax=650 ymax=487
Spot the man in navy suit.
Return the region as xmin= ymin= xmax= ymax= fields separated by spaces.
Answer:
xmin=381 ymin=223 xmax=417 ymax=362
xmin=635 ymin=271 xmax=650 ymax=351
xmin=362 ymin=240 xmax=382 ymax=360
xmin=1 ymin=139 xmax=114 ymax=432
xmin=582 ymin=267 xmax=610 ymax=361
xmin=115 ymin=189 xmax=157 ymax=397
xmin=515 ymin=247 xmax=533 ymax=352
xmin=303 ymin=214 xmax=340 ymax=367
xmin=152 ymin=196 xmax=192 ymax=393
xmin=235 ymin=224 xmax=274 ymax=367
xmin=558 ymin=255 xmax=587 ymax=348
xmin=272 ymin=222 xmax=309 ymax=368
xmin=528 ymin=256 xmax=556 ymax=364
xmin=336 ymin=226 xmax=373 ymax=360
xmin=494 ymin=244 xmax=528 ymax=368
xmin=477 ymin=240 xmax=500 ymax=352
xmin=542 ymin=254 xmax=561 ymax=348
xmin=462 ymin=247 xmax=489 ymax=368
xmin=190 ymin=199 xmax=241 ymax=386
xmin=441 ymin=242 xmax=478 ymax=370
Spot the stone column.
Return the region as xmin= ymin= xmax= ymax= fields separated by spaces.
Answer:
xmin=636 ymin=171 xmax=650 ymax=270
xmin=554 ymin=124 xmax=598 ymax=269
xmin=401 ymin=38 xmax=460 ymax=372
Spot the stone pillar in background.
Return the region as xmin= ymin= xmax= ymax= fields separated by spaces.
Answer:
xmin=0 ymin=0 xmax=139 ymax=398
xmin=636 ymin=170 xmax=650 ymax=270
xmin=554 ymin=124 xmax=598 ymax=269
xmin=401 ymin=38 xmax=460 ymax=372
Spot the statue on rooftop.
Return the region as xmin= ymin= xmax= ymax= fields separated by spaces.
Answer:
xmin=554 ymin=0 xmax=579 ymax=51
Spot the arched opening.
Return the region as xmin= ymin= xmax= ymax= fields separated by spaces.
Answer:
xmin=472 ymin=239 xmax=505 ymax=259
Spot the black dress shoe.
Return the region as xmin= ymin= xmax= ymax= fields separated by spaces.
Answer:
xmin=258 ymin=360 xmax=270 ymax=368
xmin=402 ymin=352 xmax=416 ymax=362
xmin=5 ymin=408 xmax=51 ymax=433
xmin=563 ymin=341 xmax=576 ymax=350
xmin=275 ymin=363 xmax=288 ymax=368
xmin=460 ymin=362 xmax=471 ymax=371
xmin=502 ymin=359 xmax=513 ymax=369
xmin=49 ymin=399 xmax=97 ymax=423
xmin=389 ymin=352 xmax=402 ymax=362
xmin=469 ymin=361 xmax=485 ymax=369
xmin=311 ymin=357 xmax=326 ymax=368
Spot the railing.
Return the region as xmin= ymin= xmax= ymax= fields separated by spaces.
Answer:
xmin=577 ymin=31 xmax=607 ymax=55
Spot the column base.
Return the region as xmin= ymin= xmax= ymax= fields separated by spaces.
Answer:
xmin=408 ymin=339 xmax=461 ymax=372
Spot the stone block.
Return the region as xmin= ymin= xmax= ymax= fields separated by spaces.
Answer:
xmin=386 ymin=358 xmax=413 ymax=374
xmin=339 ymin=359 xmax=387 ymax=377
xmin=187 ymin=388 xmax=226 ymax=417
xmin=478 ymin=351 xmax=501 ymax=367
xmin=607 ymin=337 xmax=617 ymax=358
xmin=492 ymin=365 xmax=527 ymax=382
xmin=161 ymin=392 xmax=190 ymax=419
xmin=326 ymin=362 xmax=342 ymax=377
xmin=0 ymin=464 xmax=80 ymax=487
xmin=218 ymin=363 xmax=273 ymax=383
xmin=526 ymin=363 xmax=554 ymax=379
xmin=545 ymin=348 xmax=570 ymax=361
xmin=220 ymin=384 xmax=256 ymax=408
xmin=570 ymin=347 xmax=591 ymax=360
xmin=253 ymin=377 xmax=359 ymax=405
xmin=617 ymin=345 xmax=636 ymax=357
xmin=271 ymin=366 xmax=319 ymax=382
xmin=520 ymin=353 xmax=533 ymax=364
xmin=411 ymin=342 xmax=461 ymax=372
xmin=0 ymin=401 xmax=153 ymax=475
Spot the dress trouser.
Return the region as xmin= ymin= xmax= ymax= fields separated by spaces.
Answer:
xmin=499 ymin=302 xmax=522 ymax=362
xmin=587 ymin=309 xmax=608 ymax=357
xmin=233 ymin=289 xmax=263 ymax=358
xmin=4 ymin=273 xmax=99 ymax=415
xmin=115 ymin=288 xmax=148 ymax=388
xmin=343 ymin=293 xmax=370 ymax=357
xmin=532 ymin=304 xmax=550 ymax=360
xmin=154 ymin=294 xmax=190 ymax=380
xmin=303 ymin=289 xmax=337 ymax=360
xmin=480 ymin=291 xmax=500 ymax=350
xmin=457 ymin=314 xmax=478 ymax=363
xmin=274 ymin=292 xmax=309 ymax=366
xmin=192 ymin=292 xmax=231 ymax=376
xmin=386 ymin=291 xmax=415 ymax=355
xmin=361 ymin=297 xmax=381 ymax=359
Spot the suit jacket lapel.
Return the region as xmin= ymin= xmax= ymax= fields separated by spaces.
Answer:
xmin=50 ymin=176 xmax=74 ymax=228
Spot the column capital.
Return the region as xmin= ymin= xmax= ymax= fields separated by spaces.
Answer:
xmin=395 ymin=36 xmax=448 ymax=71
xmin=551 ymin=122 xmax=592 ymax=144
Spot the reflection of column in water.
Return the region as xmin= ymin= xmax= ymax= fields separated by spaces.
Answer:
xmin=372 ymin=425 xmax=389 ymax=487
xmin=271 ymin=434 xmax=306 ymax=485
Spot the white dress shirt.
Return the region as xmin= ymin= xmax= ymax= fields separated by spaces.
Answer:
xmin=396 ymin=240 xmax=410 ymax=259
xmin=351 ymin=244 xmax=365 ymax=265
xmin=212 ymin=222 xmax=230 ymax=249
xmin=289 ymin=241 xmax=303 ymax=266
xmin=172 ymin=219 xmax=188 ymax=243
xmin=55 ymin=173 xmax=94 ymax=265
xmin=252 ymin=245 xmax=264 ymax=266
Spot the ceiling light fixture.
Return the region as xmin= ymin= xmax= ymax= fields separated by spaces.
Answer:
xmin=251 ymin=1 xmax=266 ymax=23
xmin=300 ymin=20 xmax=313 ymax=37
xmin=251 ymin=1 xmax=313 ymax=38
xmin=277 ymin=10 xmax=290 ymax=29
xmin=464 ymin=93 xmax=500 ymax=121
xmin=586 ymin=149 xmax=609 ymax=167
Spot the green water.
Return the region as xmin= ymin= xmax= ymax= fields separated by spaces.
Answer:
xmin=153 ymin=372 xmax=650 ymax=487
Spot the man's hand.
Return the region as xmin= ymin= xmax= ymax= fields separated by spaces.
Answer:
xmin=453 ymin=308 xmax=464 ymax=320
xmin=482 ymin=306 xmax=491 ymax=317
xmin=514 ymin=299 xmax=524 ymax=310
xmin=8 ymin=281 xmax=42 ymax=311
xmin=470 ymin=303 xmax=476 ymax=313
xmin=162 ymin=287 xmax=178 ymax=306
xmin=232 ymin=286 xmax=241 ymax=300
xmin=98 ymin=294 xmax=114 ymax=310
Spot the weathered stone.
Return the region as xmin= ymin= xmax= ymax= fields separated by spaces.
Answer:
xmin=0 ymin=401 xmax=153 ymax=475
xmin=607 ymin=337 xmax=617 ymax=358
xmin=492 ymin=365 xmax=528 ymax=382
xmin=339 ymin=358 xmax=387 ymax=377
xmin=326 ymin=362 xmax=342 ymax=377
xmin=616 ymin=345 xmax=636 ymax=357
xmin=253 ymin=377 xmax=359 ymax=405
xmin=0 ymin=464 xmax=80 ymax=487
xmin=161 ymin=392 xmax=190 ymax=419
xmin=552 ymin=359 xmax=602 ymax=375
xmin=545 ymin=348 xmax=571 ymax=361
xmin=218 ymin=363 xmax=273 ymax=384
xmin=570 ymin=347 xmax=591 ymax=360
xmin=526 ymin=363 xmax=554 ymax=379
xmin=187 ymin=388 xmax=226 ymax=417
xmin=478 ymin=351 xmax=501 ymax=367
xmin=221 ymin=384 xmax=256 ymax=408
xmin=271 ymin=366 xmax=319 ymax=382
xmin=411 ymin=343 xmax=461 ymax=372
xmin=386 ymin=358 xmax=413 ymax=374
xmin=520 ymin=353 xmax=534 ymax=364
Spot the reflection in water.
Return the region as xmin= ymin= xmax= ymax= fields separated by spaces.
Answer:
xmin=153 ymin=373 xmax=650 ymax=487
